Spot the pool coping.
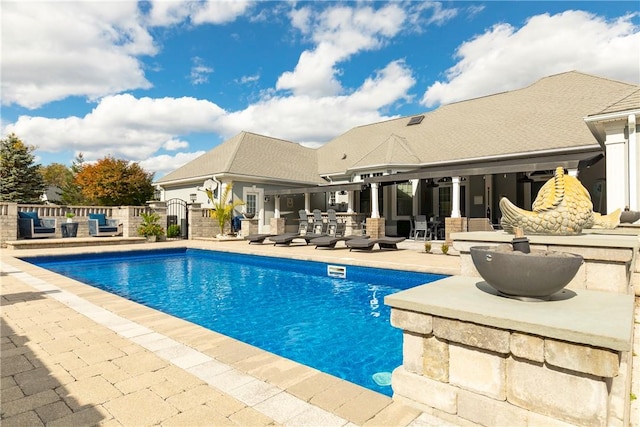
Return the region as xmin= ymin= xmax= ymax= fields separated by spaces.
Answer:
xmin=2 ymin=239 xmax=461 ymax=426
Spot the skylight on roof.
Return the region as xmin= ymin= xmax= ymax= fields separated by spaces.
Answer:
xmin=407 ymin=115 xmax=424 ymax=126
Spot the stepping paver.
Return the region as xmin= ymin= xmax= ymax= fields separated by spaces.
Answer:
xmin=1 ymin=241 xmax=462 ymax=426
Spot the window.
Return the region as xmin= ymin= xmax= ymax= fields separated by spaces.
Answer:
xmin=246 ymin=194 xmax=257 ymax=216
xmin=396 ymin=182 xmax=413 ymax=217
xmin=438 ymin=187 xmax=451 ymax=218
xmin=407 ymin=115 xmax=424 ymax=126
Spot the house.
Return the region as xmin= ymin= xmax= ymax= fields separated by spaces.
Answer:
xmin=155 ymin=71 xmax=639 ymax=236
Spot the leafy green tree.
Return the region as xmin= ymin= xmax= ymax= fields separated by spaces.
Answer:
xmin=0 ymin=133 xmax=46 ymax=203
xmin=39 ymin=162 xmax=73 ymax=204
xmin=74 ymin=156 xmax=154 ymax=206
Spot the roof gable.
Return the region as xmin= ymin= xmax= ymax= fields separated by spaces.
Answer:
xmin=317 ymin=71 xmax=638 ymax=175
xmin=156 ymin=132 xmax=323 ymax=185
xmin=350 ymin=134 xmax=421 ymax=170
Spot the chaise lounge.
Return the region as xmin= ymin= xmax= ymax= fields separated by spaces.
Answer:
xmin=268 ymin=232 xmax=325 ymax=246
xmin=345 ymin=236 xmax=406 ymax=251
xmin=311 ymin=234 xmax=368 ymax=249
xmin=244 ymin=234 xmax=274 ymax=244
xmin=17 ymin=211 xmax=56 ymax=239
xmin=88 ymin=213 xmax=122 ymax=237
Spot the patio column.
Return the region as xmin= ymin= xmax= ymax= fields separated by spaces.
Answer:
xmin=629 ymin=113 xmax=638 ymax=210
xmin=371 ymin=183 xmax=380 ymax=218
xmin=411 ymin=179 xmax=419 ymax=216
xmin=274 ymin=195 xmax=281 ymax=219
xmin=304 ymin=193 xmax=310 ymax=213
xmin=347 ymin=190 xmax=354 ymax=214
xmin=604 ymin=122 xmax=628 ymax=213
xmin=451 ymin=176 xmax=461 ymax=218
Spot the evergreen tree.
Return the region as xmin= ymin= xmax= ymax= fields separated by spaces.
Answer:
xmin=0 ymin=133 xmax=46 ymax=203
xmin=60 ymin=153 xmax=87 ymax=205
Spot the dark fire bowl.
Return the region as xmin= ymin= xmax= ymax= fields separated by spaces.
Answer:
xmin=470 ymin=245 xmax=583 ymax=300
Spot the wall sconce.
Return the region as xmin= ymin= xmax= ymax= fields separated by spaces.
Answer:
xmin=189 ymin=193 xmax=197 ymax=203
xmin=264 ymin=196 xmax=270 ymax=202
xmin=154 ymin=189 xmax=161 ymax=200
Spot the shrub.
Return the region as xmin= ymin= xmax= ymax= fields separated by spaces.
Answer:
xmin=441 ymin=243 xmax=449 ymax=255
xmin=167 ymin=224 xmax=181 ymax=238
xmin=424 ymin=242 xmax=431 ymax=253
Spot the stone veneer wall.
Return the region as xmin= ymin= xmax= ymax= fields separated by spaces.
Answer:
xmin=1 ymin=203 xmax=154 ymax=245
xmin=387 ymin=232 xmax=639 ymax=427
xmin=390 ymin=298 xmax=631 ymax=426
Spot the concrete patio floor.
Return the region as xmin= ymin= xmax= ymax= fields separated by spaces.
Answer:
xmin=1 ymin=238 xmax=463 ymax=426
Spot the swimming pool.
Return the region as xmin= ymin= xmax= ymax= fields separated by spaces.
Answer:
xmin=26 ymin=248 xmax=445 ymax=395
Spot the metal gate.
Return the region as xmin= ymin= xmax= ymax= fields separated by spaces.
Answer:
xmin=166 ymin=198 xmax=188 ymax=239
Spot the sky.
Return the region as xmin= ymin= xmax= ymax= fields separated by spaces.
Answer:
xmin=2 ymin=1 xmax=639 ymax=179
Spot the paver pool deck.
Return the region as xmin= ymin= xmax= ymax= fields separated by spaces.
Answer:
xmin=1 ymin=239 xmax=462 ymax=426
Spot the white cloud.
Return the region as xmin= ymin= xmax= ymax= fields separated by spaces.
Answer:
xmin=277 ymin=3 xmax=406 ymax=97
xmin=140 ymin=151 xmax=206 ymax=178
xmin=421 ymin=10 xmax=640 ymax=107
xmin=191 ymin=0 xmax=253 ymax=25
xmin=223 ymin=60 xmax=415 ymax=144
xmin=4 ymin=95 xmax=226 ymax=162
xmin=147 ymin=0 xmax=251 ymax=26
xmin=163 ymin=139 xmax=190 ymax=150
xmin=190 ymin=57 xmax=214 ymax=85
xmin=2 ymin=1 xmax=156 ymax=109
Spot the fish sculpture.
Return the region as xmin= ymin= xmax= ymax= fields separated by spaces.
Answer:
xmin=500 ymin=166 xmax=621 ymax=235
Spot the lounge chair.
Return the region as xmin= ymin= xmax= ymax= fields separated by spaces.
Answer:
xmin=311 ymin=234 xmax=368 ymax=249
xmin=311 ymin=209 xmax=325 ymax=234
xmin=88 ymin=213 xmax=122 ymax=237
xmin=346 ymin=236 xmax=406 ymax=251
xmin=244 ymin=234 xmax=273 ymax=244
xmin=268 ymin=231 xmax=325 ymax=246
xmin=17 ymin=211 xmax=56 ymax=239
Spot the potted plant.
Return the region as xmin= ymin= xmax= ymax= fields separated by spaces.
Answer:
xmin=202 ymin=183 xmax=244 ymax=238
xmin=137 ymin=212 xmax=165 ymax=242
xmin=166 ymin=224 xmax=181 ymax=238
xmin=65 ymin=212 xmax=76 ymax=223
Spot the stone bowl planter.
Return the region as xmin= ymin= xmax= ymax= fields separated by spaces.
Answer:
xmin=470 ymin=245 xmax=583 ymax=301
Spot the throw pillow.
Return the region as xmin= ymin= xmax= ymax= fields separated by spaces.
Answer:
xmin=18 ymin=211 xmax=41 ymax=227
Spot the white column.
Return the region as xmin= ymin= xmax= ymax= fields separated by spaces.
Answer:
xmin=629 ymin=114 xmax=638 ymax=210
xmin=304 ymin=193 xmax=310 ymax=213
xmin=347 ymin=190 xmax=354 ymax=214
xmin=411 ymin=179 xmax=419 ymax=216
xmin=451 ymin=176 xmax=461 ymax=218
xmin=274 ymin=195 xmax=281 ymax=218
xmin=604 ymin=122 xmax=628 ymax=213
xmin=371 ymin=183 xmax=380 ymax=218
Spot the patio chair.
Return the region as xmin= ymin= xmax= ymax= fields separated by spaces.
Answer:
xmin=346 ymin=236 xmax=406 ymax=251
xmin=88 ymin=213 xmax=122 ymax=237
xmin=312 ymin=209 xmax=325 ymax=234
xmin=413 ymin=215 xmax=430 ymax=241
xmin=326 ymin=209 xmax=345 ymax=237
xmin=298 ymin=209 xmax=311 ymax=234
xmin=17 ymin=211 xmax=56 ymax=239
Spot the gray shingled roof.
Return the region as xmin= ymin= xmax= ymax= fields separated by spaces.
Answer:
xmin=157 ymin=131 xmax=323 ymax=185
xmin=595 ymin=88 xmax=640 ymax=115
xmin=317 ymin=71 xmax=638 ymax=176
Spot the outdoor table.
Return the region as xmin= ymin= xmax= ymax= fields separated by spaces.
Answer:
xmin=61 ymin=222 xmax=78 ymax=238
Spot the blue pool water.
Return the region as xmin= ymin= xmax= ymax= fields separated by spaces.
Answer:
xmin=26 ymin=248 xmax=445 ymax=395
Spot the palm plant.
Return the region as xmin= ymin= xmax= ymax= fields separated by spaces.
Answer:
xmin=204 ymin=184 xmax=244 ymax=236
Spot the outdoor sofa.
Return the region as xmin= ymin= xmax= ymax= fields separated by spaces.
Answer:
xmin=88 ymin=213 xmax=122 ymax=237
xmin=17 ymin=211 xmax=56 ymax=239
